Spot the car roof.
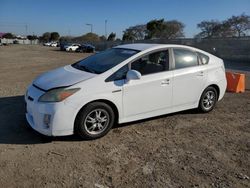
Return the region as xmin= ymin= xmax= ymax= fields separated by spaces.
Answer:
xmin=114 ymin=43 xmax=198 ymax=52
xmin=114 ymin=43 xmax=161 ymax=51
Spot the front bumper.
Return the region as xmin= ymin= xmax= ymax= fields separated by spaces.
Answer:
xmin=25 ymin=85 xmax=76 ymax=136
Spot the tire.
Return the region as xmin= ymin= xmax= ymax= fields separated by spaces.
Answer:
xmin=75 ymin=102 xmax=115 ymax=139
xmin=198 ymin=86 xmax=218 ymax=113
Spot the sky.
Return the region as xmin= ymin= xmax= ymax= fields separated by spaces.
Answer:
xmin=0 ymin=0 xmax=250 ymax=38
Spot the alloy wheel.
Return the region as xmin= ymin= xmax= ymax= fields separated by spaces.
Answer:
xmin=84 ymin=109 xmax=110 ymax=135
xmin=202 ymin=90 xmax=216 ymax=110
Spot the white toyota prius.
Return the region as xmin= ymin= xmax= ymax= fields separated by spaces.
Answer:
xmin=25 ymin=43 xmax=227 ymax=139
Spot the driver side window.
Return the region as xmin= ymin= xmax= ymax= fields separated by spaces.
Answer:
xmin=131 ymin=50 xmax=169 ymax=75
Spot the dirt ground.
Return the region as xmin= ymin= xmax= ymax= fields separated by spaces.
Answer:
xmin=0 ymin=45 xmax=249 ymax=188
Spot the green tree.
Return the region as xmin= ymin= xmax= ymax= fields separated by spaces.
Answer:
xmin=59 ymin=36 xmax=73 ymax=43
xmin=27 ymin=35 xmax=38 ymax=40
xmin=76 ymin=32 xmax=100 ymax=42
xmin=50 ymin=32 xmax=60 ymax=41
xmin=146 ymin=19 xmax=165 ymax=39
xmin=99 ymin=35 xmax=107 ymax=41
xmin=2 ymin=33 xmax=15 ymax=39
xmin=146 ymin=19 xmax=184 ymax=39
xmin=122 ymin=30 xmax=136 ymax=41
xmin=41 ymin=32 xmax=51 ymax=42
xmin=107 ymin=32 xmax=116 ymax=41
xmin=161 ymin=20 xmax=185 ymax=39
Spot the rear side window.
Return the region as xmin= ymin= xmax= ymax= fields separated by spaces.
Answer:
xmin=173 ymin=49 xmax=199 ymax=69
xmin=198 ymin=52 xmax=209 ymax=65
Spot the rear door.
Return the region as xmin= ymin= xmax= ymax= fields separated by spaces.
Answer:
xmin=171 ymin=48 xmax=207 ymax=107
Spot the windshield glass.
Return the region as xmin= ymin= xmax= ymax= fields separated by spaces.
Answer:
xmin=72 ymin=48 xmax=139 ymax=74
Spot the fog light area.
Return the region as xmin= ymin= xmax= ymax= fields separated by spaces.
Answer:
xmin=43 ymin=114 xmax=51 ymax=128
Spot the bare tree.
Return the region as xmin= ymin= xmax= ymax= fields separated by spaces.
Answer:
xmin=196 ymin=20 xmax=221 ymax=38
xmin=196 ymin=14 xmax=250 ymax=38
xmin=123 ymin=24 xmax=147 ymax=41
xmin=226 ymin=14 xmax=250 ymax=37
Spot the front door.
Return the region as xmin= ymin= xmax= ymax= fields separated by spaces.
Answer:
xmin=123 ymin=50 xmax=173 ymax=117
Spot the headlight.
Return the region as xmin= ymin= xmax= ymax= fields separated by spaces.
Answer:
xmin=38 ymin=88 xmax=80 ymax=102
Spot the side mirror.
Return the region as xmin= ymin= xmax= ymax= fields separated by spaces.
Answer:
xmin=126 ymin=70 xmax=141 ymax=82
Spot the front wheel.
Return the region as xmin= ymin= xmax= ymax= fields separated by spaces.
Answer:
xmin=75 ymin=102 xmax=115 ymax=139
xmin=198 ymin=87 xmax=218 ymax=113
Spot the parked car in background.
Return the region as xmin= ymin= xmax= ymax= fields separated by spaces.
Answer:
xmin=43 ymin=42 xmax=52 ymax=46
xmin=25 ymin=43 xmax=227 ymax=139
xmin=60 ymin=43 xmax=69 ymax=51
xmin=13 ymin=40 xmax=19 ymax=44
xmin=50 ymin=42 xmax=58 ymax=47
xmin=65 ymin=43 xmax=80 ymax=52
xmin=76 ymin=44 xmax=95 ymax=53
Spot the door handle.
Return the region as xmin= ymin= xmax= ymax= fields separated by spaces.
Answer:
xmin=161 ymin=79 xmax=170 ymax=85
xmin=197 ymin=71 xmax=204 ymax=76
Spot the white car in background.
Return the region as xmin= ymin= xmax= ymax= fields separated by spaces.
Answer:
xmin=50 ymin=42 xmax=58 ymax=47
xmin=65 ymin=43 xmax=80 ymax=52
xmin=25 ymin=43 xmax=227 ymax=139
xmin=43 ymin=42 xmax=52 ymax=46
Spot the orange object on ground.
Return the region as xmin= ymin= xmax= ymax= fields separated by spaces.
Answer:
xmin=226 ymin=72 xmax=245 ymax=93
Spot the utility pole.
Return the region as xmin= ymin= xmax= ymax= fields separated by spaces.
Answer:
xmin=86 ymin=23 xmax=93 ymax=33
xmin=25 ymin=24 xmax=28 ymax=36
xmin=105 ymin=20 xmax=107 ymax=39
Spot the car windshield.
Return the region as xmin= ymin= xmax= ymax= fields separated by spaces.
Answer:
xmin=72 ymin=48 xmax=139 ymax=74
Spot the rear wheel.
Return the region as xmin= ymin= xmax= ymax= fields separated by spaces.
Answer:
xmin=75 ymin=102 xmax=115 ymax=139
xmin=198 ymin=87 xmax=218 ymax=113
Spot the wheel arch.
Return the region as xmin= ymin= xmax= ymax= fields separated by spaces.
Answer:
xmin=74 ymin=99 xmax=119 ymax=129
xmin=207 ymin=84 xmax=220 ymax=101
xmin=200 ymin=84 xmax=220 ymax=103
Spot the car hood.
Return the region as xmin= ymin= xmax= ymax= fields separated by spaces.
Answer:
xmin=33 ymin=65 xmax=96 ymax=91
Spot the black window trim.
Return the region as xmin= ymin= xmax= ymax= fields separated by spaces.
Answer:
xmin=197 ymin=51 xmax=210 ymax=65
xmin=105 ymin=48 xmax=172 ymax=82
xmin=129 ymin=48 xmax=172 ymax=77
